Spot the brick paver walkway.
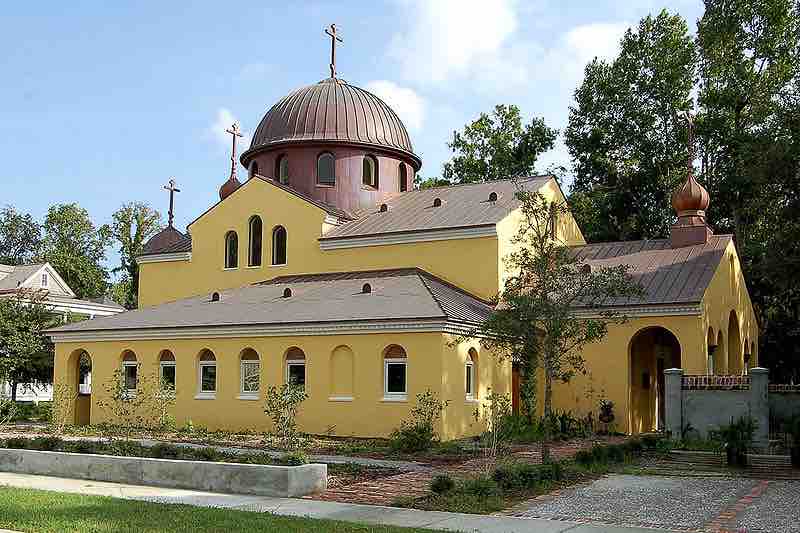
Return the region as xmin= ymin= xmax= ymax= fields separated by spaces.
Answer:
xmin=308 ymin=436 xmax=627 ymax=506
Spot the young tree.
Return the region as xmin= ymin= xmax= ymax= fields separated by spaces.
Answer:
xmin=473 ymin=189 xmax=642 ymax=462
xmin=566 ymin=10 xmax=696 ymax=242
xmin=0 ymin=206 xmax=42 ymax=266
xmin=0 ymin=290 xmax=59 ymax=402
xmin=41 ymin=203 xmax=111 ymax=300
xmin=108 ymin=202 xmax=162 ymax=309
xmin=443 ymin=105 xmax=557 ymax=184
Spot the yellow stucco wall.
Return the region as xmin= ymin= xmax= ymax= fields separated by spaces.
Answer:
xmin=54 ymin=332 xmax=507 ymax=440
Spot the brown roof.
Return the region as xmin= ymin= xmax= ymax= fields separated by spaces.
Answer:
xmin=47 ymin=268 xmax=493 ymax=334
xmin=321 ymin=176 xmax=551 ymax=241
xmin=571 ymin=235 xmax=733 ymax=307
xmin=140 ymin=226 xmax=191 ymax=256
xmin=242 ymin=78 xmax=421 ymax=169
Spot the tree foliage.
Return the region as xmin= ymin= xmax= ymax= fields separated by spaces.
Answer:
xmin=0 ymin=206 xmax=42 ymax=266
xmin=108 ymin=202 xmax=162 ymax=309
xmin=566 ymin=10 xmax=697 ymax=242
xmin=443 ymin=105 xmax=557 ymax=184
xmin=473 ymin=189 xmax=642 ymax=461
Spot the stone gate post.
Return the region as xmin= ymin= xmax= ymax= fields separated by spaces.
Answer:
xmin=749 ymin=367 xmax=769 ymax=450
xmin=664 ymin=368 xmax=683 ymax=439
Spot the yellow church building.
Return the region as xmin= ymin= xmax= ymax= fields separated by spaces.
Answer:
xmin=48 ymin=60 xmax=758 ymax=440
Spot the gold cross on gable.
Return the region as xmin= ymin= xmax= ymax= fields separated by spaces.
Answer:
xmin=225 ymin=122 xmax=244 ymax=180
xmin=325 ymin=24 xmax=343 ymax=79
xmin=163 ymin=178 xmax=180 ymax=228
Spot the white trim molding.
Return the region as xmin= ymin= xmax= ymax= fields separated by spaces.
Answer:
xmin=574 ymin=303 xmax=702 ymax=318
xmin=328 ymin=396 xmax=354 ymax=402
xmin=319 ymin=225 xmax=497 ymax=250
xmin=136 ymin=252 xmax=192 ymax=265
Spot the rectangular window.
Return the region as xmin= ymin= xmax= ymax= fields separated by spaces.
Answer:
xmin=123 ymin=363 xmax=137 ymax=392
xmin=41 ymin=273 xmax=49 ymax=288
xmin=200 ymin=364 xmax=216 ymax=393
xmin=287 ymin=363 xmax=305 ymax=390
xmin=160 ymin=362 xmax=176 ymax=391
xmin=384 ymin=360 xmax=407 ymax=398
xmin=465 ymin=363 xmax=474 ymax=398
xmin=241 ymin=361 xmax=260 ymax=394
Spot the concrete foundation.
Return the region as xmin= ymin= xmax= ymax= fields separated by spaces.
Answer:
xmin=0 ymin=449 xmax=326 ymax=497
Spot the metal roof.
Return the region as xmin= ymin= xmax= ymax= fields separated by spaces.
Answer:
xmin=141 ymin=226 xmax=191 ymax=256
xmin=321 ymin=176 xmax=551 ymax=240
xmin=48 ymin=268 xmax=493 ymax=334
xmin=571 ymin=235 xmax=733 ymax=307
xmin=243 ymin=78 xmax=420 ymax=169
xmin=0 ymin=263 xmax=45 ymax=290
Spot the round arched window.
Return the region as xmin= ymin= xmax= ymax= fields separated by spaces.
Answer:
xmin=317 ymin=153 xmax=335 ymax=185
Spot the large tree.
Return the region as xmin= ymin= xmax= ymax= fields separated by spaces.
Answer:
xmin=41 ymin=204 xmax=111 ymax=300
xmin=108 ymin=202 xmax=162 ymax=309
xmin=0 ymin=206 xmax=42 ymax=266
xmin=473 ymin=189 xmax=642 ymax=462
xmin=566 ymin=10 xmax=696 ymax=242
xmin=442 ymin=105 xmax=557 ymax=184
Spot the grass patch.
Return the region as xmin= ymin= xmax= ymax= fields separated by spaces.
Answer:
xmin=0 ymin=487 xmax=436 ymax=533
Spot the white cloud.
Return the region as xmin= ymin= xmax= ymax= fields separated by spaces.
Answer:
xmin=207 ymin=108 xmax=251 ymax=152
xmin=548 ymin=22 xmax=630 ymax=84
xmin=365 ymin=80 xmax=426 ymax=131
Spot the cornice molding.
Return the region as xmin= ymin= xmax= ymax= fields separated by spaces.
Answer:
xmin=574 ymin=303 xmax=702 ymax=318
xmin=136 ymin=252 xmax=192 ymax=264
xmin=319 ymin=225 xmax=497 ymax=250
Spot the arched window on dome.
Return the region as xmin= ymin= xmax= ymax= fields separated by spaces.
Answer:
xmin=362 ymin=155 xmax=378 ymax=189
xmin=248 ymin=216 xmax=263 ymax=267
xmin=249 ymin=161 xmax=259 ymax=179
xmin=276 ymin=155 xmax=289 ymax=185
xmin=224 ymin=231 xmax=238 ymax=269
xmin=272 ymin=226 xmax=287 ymax=265
xmin=317 ymin=152 xmax=335 ymax=186
xmin=399 ymin=163 xmax=408 ymax=192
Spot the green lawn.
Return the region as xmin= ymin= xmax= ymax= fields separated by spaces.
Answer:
xmin=0 ymin=487 xmax=434 ymax=533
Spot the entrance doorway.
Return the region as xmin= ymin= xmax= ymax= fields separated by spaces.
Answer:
xmin=629 ymin=327 xmax=681 ymax=434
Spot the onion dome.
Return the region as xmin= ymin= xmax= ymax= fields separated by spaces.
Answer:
xmin=219 ymin=175 xmax=241 ymax=201
xmin=141 ymin=226 xmax=190 ymax=256
xmin=672 ymin=173 xmax=710 ymax=215
xmin=242 ymin=78 xmax=421 ymax=169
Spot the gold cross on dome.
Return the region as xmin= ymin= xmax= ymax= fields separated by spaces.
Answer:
xmin=163 ymin=178 xmax=180 ymax=228
xmin=325 ymin=24 xmax=343 ymax=79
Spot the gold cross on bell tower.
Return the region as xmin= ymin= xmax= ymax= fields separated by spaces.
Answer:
xmin=325 ymin=24 xmax=343 ymax=79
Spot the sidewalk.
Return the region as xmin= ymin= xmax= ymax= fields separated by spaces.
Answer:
xmin=0 ymin=472 xmax=681 ymax=533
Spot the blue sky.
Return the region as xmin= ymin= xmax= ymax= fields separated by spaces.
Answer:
xmin=1 ymin=0 xmax=703 ymax=270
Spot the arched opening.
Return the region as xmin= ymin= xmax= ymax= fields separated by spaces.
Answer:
xmin=249 ymin=161 xmax=259 ymax=179
xmin=285 ymin=347 xmax=306 ymax=390
xmin=399 ymin=163 xmax=408 ymax=192
xmin=239 ymin=348 xmax=260 ymax=397
xmin=159 ymin=350 xmax=176 ymax=392
xmin=224 ymin=231 xmax=238 ymax=269
xmin=383 ymin=344 xmax=407 ymax=400
xmin=276 ymin=155 xmax=289 ymax=184
xmin=728 ymin=311 xmax=743 ymax=375
xmin=272 ymin=226 xmax=287 ymax=265
xmin=706 ymin=327 xmax=716 ymax=375
xmin=248 ymin=216 xmax=263 ymax=267
xmin=197 ymin=349 xmax=217 ymax=398
xmin=466 ymin=348 xmax=478 ymax=400
xmin=317 ymin=152 xmax=335 ymax=185
xmin=715 ymin=330 xmax=727 ymax=375
xmin=330 ymin=345 xmax=354 ymax=399
xmin=362 ymin=155 xmax=379 ymax=188
xmin=67 ymin=349 xmax=92 ymax=426
xmin=432 ymin=198 xmax=442 ymax=207
xmin=629 ymin=327 xmax=681 ymax=434
xmin=121 ymin=350 xmax=138 ymax=394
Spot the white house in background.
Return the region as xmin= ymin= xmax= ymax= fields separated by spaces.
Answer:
xmin=0 ymin=262 xmax=124 ymax=402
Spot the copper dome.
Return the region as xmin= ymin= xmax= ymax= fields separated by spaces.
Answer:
xmin=242 ymin=78 xmax=421 ymax=169
xmin=671 ymin=173 xmax=710 ymax=214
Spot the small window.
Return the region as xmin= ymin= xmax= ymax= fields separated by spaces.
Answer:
xmin=224 ymin=231 xmax=238 ymax=269
xmin=41 ymin=272 xmax=49 ymax=288
xmin=399 ymin=163 xmax=408 ymax=192
xmin=276 ymin=155 xmax=289 ymax=185
xmin=317 ymin=152 xmax=335 ymax=185
xmin=248 ymin=216 xmax=263 ymax=267
xmin=211 ymin=292 xmax=221 ymax=302
xmin=198 ymin=350 xmax=217 ymax=396
xmin=272 ymin=226 xmax=287 ymax=265
xmin=285 ymin=347 xmax=306 ymax=390
xmin=283 ymin=287 xmax=292 ymax=298
xmin=240 ymin=349 xmax=260 ymax=397
xmin=379 ymin=203 xmax=388 ymax=212
xmin=432 ymin=198 xmax=442 ymax=207
xmin=466 ymin=348 xmax=477 ymax=400
xmin=249 ymin=161 xmax=259 ymax=179
xmin=488 ymin=192 xmax=498 ymax=202
xmin=362 ymin=283 xmax=372 ymax=294
xmin=383 ymin=345 xmax=407 ymax=399
xmin=362 ymin=155 xmax=378 ymax=188
xmin=159 ymin=351 xmax=176 ymax=392
xmin=121 ymin=351 xmax=137 ymax=393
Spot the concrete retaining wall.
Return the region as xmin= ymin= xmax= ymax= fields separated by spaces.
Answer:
xmin=769 ymin=393 xmax=800 ymax=422
xmin=683 ymin=389 xmax=752 ymax=437
xmin=0 ymin=449 xmax=327 ymax=497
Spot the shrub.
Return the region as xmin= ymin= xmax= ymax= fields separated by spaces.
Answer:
xmin=624 ymin=438 xmax=644 ymax=455
xmin=430 ymin=474 xmax=455 ymax=494
xmin=149 ymin=443 xmax=182 ymax=459
xmin=30 ymin=436 xmax=62 ymax=451
xmin=282 ymin=450 xmax=309 ymax=466
xmin=574 ymin=449 xmax=593 ymax=466
xmin=492 ymin=462 xmax=564 ymax=491
xmin=460 ymin=476 xmax=500 ymax=498
xmin=67 ymin=440 xmax=101 ymax=454
xmin=390 ymin=390 xmax=449 ymax=453
xmin=3 ymin=437 xmax=30 ymax=449
xmin=606 ymin=444 xmax=626 ymax=462
xmin=390 ymin=424 xmax=436 ymax=454
xmin=264 ymin=384 xmax=308 ymax=451
xmin=192 ymin=446 xmax=221 ymax=462
xmin=641 ymin=434 xmax=662 ymax=450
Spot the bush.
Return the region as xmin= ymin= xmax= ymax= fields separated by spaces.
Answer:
xmin=460 ymin=476 xmax=500 ymax=498
xmin=30 ymin=436 xmax=62 ymax=451
xmin=574 ymin=449 xmax=593 ymax=466
xmin=149 ymin=443 xmax=182 ymax=459
xmin=390 ymin=390 xmax=449 ymax=453
xmin=3 ymin=437 xmax=30 ymax=449
xmin=282 ymin=450 xmax=309 ymax=466
xmin=641 ymin=434 xmax=662 ymax=450
xmin=430 ymin=474 xmax=455 ymax=494
xmin=192 ymin=447 xmax=221 ymax=462
xmin=264 ymin=384 xmax=308 ymax=451
xmin=492 ymin=462 xmax=564 ymax=491
xmin=66 ymin=440 xmax=101 ymax=454
xmin=720 ymin=416 xmax=755 ymax=467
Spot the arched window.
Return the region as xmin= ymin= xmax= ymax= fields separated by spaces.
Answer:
xmin=276 ymin=155 xmax=290 ymax=185
xmin=159 ymin=350 xmax=176 ymax=392
xmin=466 ymin=348 xmax=477 ymax=400
xmin=224 ymin=231 xmax=238 ymax=269
xmin=432 ymin=198 xmax=442 ymax=207
xmin=239 ymin=348 xmax=260 ymax=398
xmin=197 ymin=349 xmax=217 ymax=398
xmin=383 ymin=345 xmax=407 ymax=400
xmin=285 ymin=347 xmax=306 ymax=390
xmin=249 ymin=161 xmax=259 ymax=179
xmin=121 ymin=350 xmax=138 ymax=393
xmin=399 ymin=163 xmax=408 ymax=192
xmin=248 ymin=216 xmax=263 ymax=267
xmin=317 ymin=152 xmax=335 ymax=185
xmin=362 ymin=155 xmax=378 ymax=188
xmin=272 ymin=226 xmax=287 ymax=265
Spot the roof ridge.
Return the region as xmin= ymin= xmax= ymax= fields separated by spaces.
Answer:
xmin=260 ymin=267 xmax=422 ymax=285
xmin=395 ymin=175 xmax=553 ymax=194
xmin=416 ymin=272 xmax=449 ymax=318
